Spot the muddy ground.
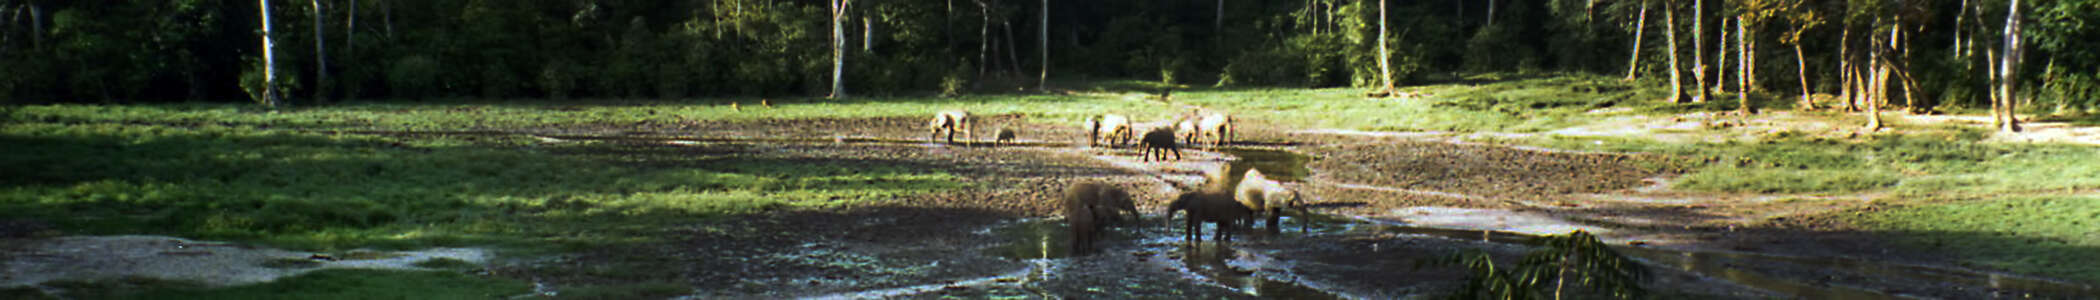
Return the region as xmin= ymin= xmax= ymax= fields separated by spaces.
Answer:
xmin=483 ymin=115 xmax=2091 ymax=298
xmin=8 ymin=114 xmax=2093 ymax=298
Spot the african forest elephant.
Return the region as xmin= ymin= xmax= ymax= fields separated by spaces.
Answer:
xmin=1165 ymin=188 xmax=1254 ymax=243
xmin=1234 ymin=169 xmax=1305 ymax=232
xmin=1087 ymin=114 xmax=1134 ymax=147
xmin=1140 ymin=127 xmax=1182 ymax=162
xmin=1197 ymin=113 xmax=1235 ymax=147
xmin=1064 ymin=182 xmax=1134 ymax=254
xmin=929 ymin=110 xmax=973 ymax=145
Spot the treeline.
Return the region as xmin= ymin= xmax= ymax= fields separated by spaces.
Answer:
xmin=0 ymin=0 xmax=2095 ymax=115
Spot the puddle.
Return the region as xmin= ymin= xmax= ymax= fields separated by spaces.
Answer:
xmin=978 ymin=218 xmax=1341 ymax=299
xmin=1 ymin=235 xmax=489 ymax=288
xmin=1216 ymin=148 xmax=1314 ymax=185
xmin=970 ymin=211 xmax=2097 ymax=299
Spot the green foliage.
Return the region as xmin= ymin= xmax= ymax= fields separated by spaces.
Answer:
xmin=387 ymin=55 xmax=441 ymax=100
xmin=1436 ymin=230 xmax=1648 ymax=299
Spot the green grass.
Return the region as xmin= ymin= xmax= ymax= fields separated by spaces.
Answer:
xmin=1523 ymin=131 xmax=2100 ymax=195
xmin=1845 ymin=196 xmax=2100 ymax=283
xmin=1176 ymin=73 xmax=1680 ymax=132
xmin=95 ymin=270 xmax=529 ymax=299
xmin=0 ymin=121 xmax=964 ymax=251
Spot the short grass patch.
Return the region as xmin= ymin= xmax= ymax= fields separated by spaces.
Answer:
xmin=1523 ymin=131 xmax=2100 ymax=195
xmin=1843 ymin=196 xmax=2100 ymax=283
xmin=130 ymin=269 xmax=529 ymax=299
xmin=0 ymin=120 xmax=964 ymax=252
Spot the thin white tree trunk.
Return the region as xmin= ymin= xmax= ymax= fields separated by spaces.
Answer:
xmin=830 ymin=0 xmax=848 ymax=99
xmin=1691 ymin=0 xmax=1706 ymax=102
xmin=1714 ymin=17 xmax=1728 ymax=95
xmin=1377 ymin=0 xmax=1392 ymax=93
xmin=261 ymin=0 xmax=281 ymax=107
xmin=1795 ymin=40 xmax=1812 ymax=110
xmin=1665 ymin=0 xmax=1684 ymax=103
xmin=1040 ymin=0 xmax=1048 ymax=90
xmin=2000 ymin=0 xmax=2023 ymax=132
xmin=1626 ymin=0 xmax=1648 ymax=81
xmin=312 ymin=0 xmax=328 ymax=102
xmin=344 ymin=0 xmax=356 ymax=99
xmin=1738 ymin=15 xmax=1750 ymax=114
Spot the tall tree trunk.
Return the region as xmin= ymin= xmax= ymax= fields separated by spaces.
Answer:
xmin=1664 ymin=0 xmax=1684 ymax=103
xmin=1999 ymin=0 xmax=2023 ymax=132
xmin=1625 ymin=0 xmax=1648 ymax=81
xmin=1795 ymin=40 xmax=1812 ymax=110
xmin=1839 ymin=23 xmax=1854 ymax=111
xmin=1040 ymin=0 xmax=1048 ymax=90
xmin=1954 ymin=0 xmax=1969 ymax=56
xmin=1377 ymin=0 xmax=1394 ymax=93
xmin=1988 ymin=43 xmax=2001 ymax=126
xmin=1487 ymin=0 xmax=1496 ymax=26
xmin=1216 ymin=0 xmax=1224 ymax=34
xmin=1713 ymin=17 xmax=1728 ymax=95
xmin=977 ymin=0 xmax=989 ymax=79
xmin=863 ymin=17 xmax=872 ymax=52
xmin=1690 ymin=0 xmax=1706 ymax=102
xmin=1738 ymin=15 xmax=1751 ymax=115
xmin=830 ymin=0 xmax=848 ymax=99
xmin=344 ymin=0 xmax=356 ymax=100
xmin=312 ymin=0 xmax=329 ymax=102
xmin=380 ymin=0 xmax=391 ymax=39
xmin=28 ymin=3 xmax=40 ymax=49
xmin=261 ymin=0 xmax=281 ymax=107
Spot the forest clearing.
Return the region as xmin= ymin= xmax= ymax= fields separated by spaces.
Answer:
xmin=8 ymin=0 xmax=2100 ymax=298
xmin=5 ymin=75 xmax=2098 ymax=298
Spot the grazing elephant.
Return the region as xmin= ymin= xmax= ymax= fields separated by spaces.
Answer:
xmin=1197 ymin=113 xmax=1235 ymax=147
xmin=1065 ymin=182 xmax=1136 ymax=253
xmin=1091 ymin=186 xmax=1140 ymax=226
xmin=1165 ymin=188 xmax=1255 ymax=243
xmin=929 ymin=110 xmax=974 ymax=145
xmin=1139 ymin=127 xmax=1182 ymax=162
xmin=995 ymin=128 xmax=1018 ymax=145
xmin=1087 ymin=114 xmax=1134 ymax=147
xmin=1234 ymin=169 xmax=1306 ymax=232
xmin=1176 ymin=118 xmax=1201 ymax=145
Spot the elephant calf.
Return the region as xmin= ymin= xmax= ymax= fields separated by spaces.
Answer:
xmin=1235 ymin=169 xmax=1305 ymax=232
xmin=1139 ymin=127 xmax=1182 ymax=162
xmin=1064 ymin=182 xmax=1134 ymax=254
xmin=1165 ymin=188 xmax=1254 ymax=243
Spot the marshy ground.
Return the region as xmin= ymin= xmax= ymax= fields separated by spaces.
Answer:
xmin=4 ymin=75 xmax=2097 ymax=298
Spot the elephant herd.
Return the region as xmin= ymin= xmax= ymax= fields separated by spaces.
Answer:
xmin=924 ymin=109 xmax=1237 ymax=154
xmin=1066 ymin=167 xmax=1305 ymax=254
xmin=925 ymin=109 xmax=1288 ymax=254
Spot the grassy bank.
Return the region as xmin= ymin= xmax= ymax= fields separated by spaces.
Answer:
xmin=1846 ymin=196 xmax=2100 ymax=282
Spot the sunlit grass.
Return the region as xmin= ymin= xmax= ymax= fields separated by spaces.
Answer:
xmin=1846 ymin=196 xmax=2100 ymax=283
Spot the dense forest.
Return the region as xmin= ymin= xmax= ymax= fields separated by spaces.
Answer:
xmin=1 ymin=0 xmax=2096 ymax=117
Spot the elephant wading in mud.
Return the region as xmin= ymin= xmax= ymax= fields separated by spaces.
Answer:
xmin=1235 ymin=169 xmax=1306 ymax=232
xmin=1065 ymin=182 xmax=1136 ymax=254
xmin=1196 ymin=113 xmax=1236 ymax=147
xmin=1087 ymin=114 xmax=1134 ymax=147
xmin=1165 ymin=188 xmax=1254 ymax=243
xmin=1139 ymin=127 xmax=1182 ymax=162
xmin=929 ymin=110 xmax=973 ymax=145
